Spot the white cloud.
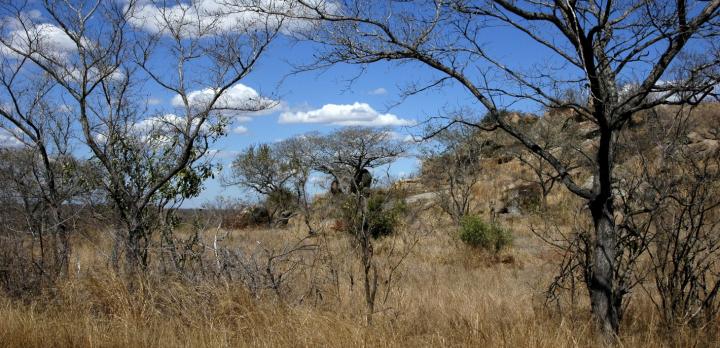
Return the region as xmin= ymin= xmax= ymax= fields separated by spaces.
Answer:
xmin=171 ymin=83 xmax=277 ymax=116
xmin=385 ymin=131 xmax=416 ymax=143
xmin=0 ymin=22 xmax=77 ymax=58
xmin=232 ymin=125 xmax=248 ymax=134
xmin=0 ymin=21 xmax=126 ymax=86
xmin=127 ymin=0 xmax=339 ymax=37
xmin=620 ymin=80 xmax=713 ymax=103
xmin=207 ymin=149 xmax=240 ymax=159
xmin=134 ymin=113 xmax=207 ymax=133
xmin=57 ymin=104 xmax=73 ymax=113
xmin=63 ymin=66 xmax=124 ymax=84
xmin=368 ymin=87 xmax=387 ymax=95
xmin=141 ymin=114 xmax=207 ymax=146
xmin=279 ymin=102 xmax=414 ymax=127
xmin=93 ymin=133 xmax=107 ymax=144
xmin=0 ymin=128 xmax=23 ymax=148
xmin=147 ymin=97 xmax=163 ymax=105
xmin=0 ymin=135 xmax=21 ymax=147
xmin=92 ymin=113 xmax=211 ymax=147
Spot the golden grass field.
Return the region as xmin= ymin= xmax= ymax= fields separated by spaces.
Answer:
xmin=2 ymin=131 xmax=720 ymax=347
xmin=0 ymin=200 xmax=717 ymax=347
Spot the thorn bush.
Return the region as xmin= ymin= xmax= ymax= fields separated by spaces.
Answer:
xmin=459 ymin=215 xmax=513 ymax=252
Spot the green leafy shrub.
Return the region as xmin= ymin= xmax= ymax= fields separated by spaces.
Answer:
xmin=459 ymin=215 xmax=512 ymax=252
xmin=265 ymin=187 xmax=297 ymax=211
xmin=339 ymin=190 xmax=407 ymax=239
xmin=365 ymin=193 xmax=406 ymax=238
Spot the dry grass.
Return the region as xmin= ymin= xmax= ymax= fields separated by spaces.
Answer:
xmin=1 ymin=212 xmax=717 ymax=347
xmin=3 ymin=139 xmax=720 ymax=347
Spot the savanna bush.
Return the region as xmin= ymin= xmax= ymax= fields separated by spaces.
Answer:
xmin=340 ymin=189 xmax=407 ymax=239
xmin=459 ymin=215 xmax=512 ymax=252
xmin=365 ymin=192 xmax=407 ymax=238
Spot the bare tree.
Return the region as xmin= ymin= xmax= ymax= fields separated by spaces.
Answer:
xmin=0 ymin=0 xmax=281 ymax=272
xmin=511 ymin=109 xmax=585 ymax=209
xmin=421 ymin=123 xmax=484 ymax=224
xmin=274 ymin=135 xmax=322 ymax=234
xmin=312 ymin=127 xmax=406 ymax=195
xmin=230 ymin=143 xmax=296 ymax=196
xmin=228 ymin=143 xmax=299 ymax=224
xmin=307 ymin=127 xmax=408 ymax=324
xmin=623 ymin=106 xmax=720 ymax=328
xmin=0 ymin=147 xmax=94 ymax=292
xmin=247 ymin=0 xmax=720 ymax=339
xmin=0 ymin=64 xmax=95 ymax=280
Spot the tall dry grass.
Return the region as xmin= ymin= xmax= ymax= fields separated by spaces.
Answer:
xmin=1 ymin=210 xmax=717 ymax=347
xmin=4 ymin=118 xmax=720 ymax=348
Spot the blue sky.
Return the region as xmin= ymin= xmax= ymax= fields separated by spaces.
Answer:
xmin=183 ymin=38 xmax=459 ymax=207
xmin=1 ymin=1 xmax=708 ymax=208
xmin=0 ymin=5 xmax=627 ymax=207
xmin=179 ymin=28 xmax=556 ymax=207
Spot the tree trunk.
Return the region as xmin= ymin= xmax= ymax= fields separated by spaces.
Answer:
xmin=48 ymin=202 xmax=70 ymax=278
xmin=589 ymin=199 xmax=621 ymax=341
xmin=357 ymin=194 xmax=377 ymax=325
xmin=362 ymin=249 xmax=377 ymax=325
xmin=126 ymin=228 xmax=141 ymax=274
xmin=125 ymin=220 xmax=148 ymax=274
xmin=110 ymin=228 xmax=122 ymax=272
xmin=56 ymin=222 xmax=70 ymax=278
xmin=587 ymin=121 xmax=622 ymax=343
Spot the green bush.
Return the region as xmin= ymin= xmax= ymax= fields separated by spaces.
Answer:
xmin=339 ymin=190 xmax=406 ymax=239
xmin=265 ymin=187 xmax=297 ymax=212
xmin=459 ymin=215 xmax=513 ymax=252
xmin=365 ymin=193 xmax=406 ymax=238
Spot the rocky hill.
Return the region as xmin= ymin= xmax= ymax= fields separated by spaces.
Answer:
xmin=408 ymin=103 xmax=720 ymax=219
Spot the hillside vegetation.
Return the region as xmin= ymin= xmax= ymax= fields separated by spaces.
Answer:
xmin=2 ymin=104 xmax=719 ymax=347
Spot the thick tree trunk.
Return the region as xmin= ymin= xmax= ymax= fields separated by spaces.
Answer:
xmin=587 ymin=120 xmax=622 ymax=343
xmin=589 ymin=198 xmax=621 ymax=341
xmin=125 ymin=220 xmax=148 ymax=274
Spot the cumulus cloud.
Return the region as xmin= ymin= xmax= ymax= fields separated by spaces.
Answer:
xmin=135 ymin=114 xmax=217 ymax=140
xmin=127 ymin=0 xmax=338 ymax=37
xmin=91 ymin=85 xmax=265 ymax=146
xmin=0 ymin=128 xmax=23 ymax=148
xmin=0 ymin=21 xmax=77 ymax=58
xmin=368 ymin=87 xmax=387 ymax=95
xmin=63 ymin=66 xmax=125 ymax=84
xmin=134 ymin=113 xmax=191 ymax=133
xmin=147 ymin=97 xmax=163 ymax=105
xmin=279 ymin=102 xmax=414 ymax=127
xmin=385 ymin=131 xmax=417 ymax=143
xmin=232 ymin=125 xmax=248 ymax=134
xmin=207 ymin=149 xmax=241 ymax=159
xmin=620 ymin=80 xmax=710 ymax=103
xmin=171 ymin=83 xmax=277 ymax=116
xmin=92 ymin=113 xmax=210 ymax=147
xmin=0 ymin=22 xmax=127 ymax=87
